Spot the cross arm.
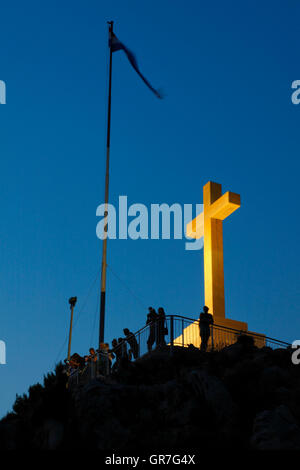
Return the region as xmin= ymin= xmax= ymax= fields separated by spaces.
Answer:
xmin=186 ymin=211 xmax=204 ymax=239
xmin=208 ymin=191 xmax=241 ymax=220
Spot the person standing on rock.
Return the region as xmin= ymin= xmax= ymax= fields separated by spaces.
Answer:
xmin=111 ymin=338 xmax=121 ymax=373
xmin=199 ymin=306 xmax=214 ymax=352
xmin=146 ymin=307 xmax=158 ymax=352
xmin=87 ymin=347 xmax=98 ymax=379
xmin=157 ymin=307 xmax=167 ymax=347
xmin=118 ymin=337 xmax=128 ymax=360
xmin=123 ymin=328 xmax=139 ymax=360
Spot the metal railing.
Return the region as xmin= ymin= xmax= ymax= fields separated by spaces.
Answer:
xmin=168 ymin=315 xmax=291 ymax=351
xmin=122 ymin=315 xmax=290 ymax=355
xmin=67 ymin=315 xmax=291 ymax=384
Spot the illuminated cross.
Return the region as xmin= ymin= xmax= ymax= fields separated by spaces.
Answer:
xmin=186 ymin=181 xmax=240 ymax=321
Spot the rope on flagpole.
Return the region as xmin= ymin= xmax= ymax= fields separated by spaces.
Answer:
xmin=107 ymin=263 xmax=147 ymax=309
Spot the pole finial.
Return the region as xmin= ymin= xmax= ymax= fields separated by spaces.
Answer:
xmin=107 ymin=20 xmax=114 ymax=34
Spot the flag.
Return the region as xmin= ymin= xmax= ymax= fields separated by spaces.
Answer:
xmin=109 ymin=31 xmax=162 ymax=99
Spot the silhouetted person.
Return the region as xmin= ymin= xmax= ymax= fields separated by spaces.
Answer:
xmin=98 ymin=343 xmax=110 ymax=376
xmin=123 ymin=328 xmax=139 ymax=360
xmin=111 ymin=338 xmax=121 ymax=373
xmin=88 ymin=348 xmax=97 ymax=363
xmin=86 ymin=347 xmax=97 ymax=374
xmin=108 ymin=348 xmax=114 ymax=373
xmin=69 ymin=353 xmax=80 ymax=370
xmin=157 ymin=307 xmax=167 ymax=347
xmin=118 ymin=337 xmax=128 ymax=360
xmin=111 ymin=338 xmax=120 ymax=358
xmin=147 ymin=307 xmax=158 ymax=352
xmin=69 ymin=353 xmax=85 ymax=370
xmin=87 ymin=347 xmax=97 ymax=378
xmin=199 ymin=306 xmax=214 ymax=352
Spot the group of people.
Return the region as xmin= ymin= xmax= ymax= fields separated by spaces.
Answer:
xmin=66 ymin=307 xmax=168 ymax=375
xmin=110 ymin=328 xmax=139 ymax=371
xmin=146 ymin=305 xmax=214 ymax=353
xmin=109 ymin=306 xmax=168 ymax=370
xmin=67 ymin=327 xmax=140 ymax=376
xmin=67 ymin=347 xmax=100 ymax=373
xmin=67 ymin=305 xmax=214 ymax=377
xmin=146 ymin=307 xmax=168 ymax=352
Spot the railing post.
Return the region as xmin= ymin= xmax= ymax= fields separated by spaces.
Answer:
xmin=211 ymin=324 xmax=214 ymax=351
xmin=170 ymin=316 xmax=174 ymax=355
xmin=182 ymin=319 xmax=184 ymax=347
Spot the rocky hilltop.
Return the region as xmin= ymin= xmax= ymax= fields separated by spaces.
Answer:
xmin=1 ymin=337 xmax=300 ymax=450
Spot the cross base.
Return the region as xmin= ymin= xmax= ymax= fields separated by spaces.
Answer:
xmin=174 ymin=316 xmax=265 ymax=350
xmin=213 ymin=317 xmax=248 ymax=331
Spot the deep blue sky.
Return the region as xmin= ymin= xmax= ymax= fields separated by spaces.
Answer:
xmin=1 ymin=0 xmax=300 ymax=417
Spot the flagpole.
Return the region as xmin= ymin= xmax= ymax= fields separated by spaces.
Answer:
xmin=99 ymin=20 xmax=113 ymax=347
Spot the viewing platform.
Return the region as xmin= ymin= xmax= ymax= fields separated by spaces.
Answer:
xmin=66 ymin=314 xmax=291 ymax=387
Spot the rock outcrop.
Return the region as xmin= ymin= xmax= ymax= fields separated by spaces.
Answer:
xmin=1 ymin=339 xmax=300 ymax=450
